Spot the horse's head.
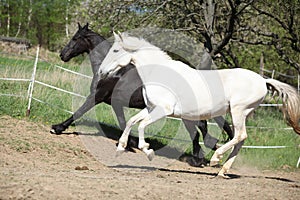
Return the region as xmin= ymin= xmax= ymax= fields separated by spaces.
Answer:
xmin=60 ymin=23 xmax=93 ymax=62
xmin=99 ymin=32 xmax=171 ymax=79
xmin=99 ymin=32 xmax=133 ymax=78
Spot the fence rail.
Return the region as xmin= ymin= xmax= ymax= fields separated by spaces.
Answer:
xmin=0 ymin=48 xmax=299 ymax=164
xmin=260 ymin=57 xmax=300 ymax=92
xmin=35 ymin=80 xmax=86 ymax=98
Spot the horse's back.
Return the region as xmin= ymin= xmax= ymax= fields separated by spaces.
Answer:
xmin=218 ymin=68 xmax=267 ymax=108
xmin=181 ymin=68 xmax=267 ymax=119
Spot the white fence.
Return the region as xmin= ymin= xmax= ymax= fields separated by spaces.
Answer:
xmin=0 ymin=47 xmax=299 ymax=167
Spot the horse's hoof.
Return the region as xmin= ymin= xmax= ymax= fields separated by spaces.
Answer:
xmin=117 ymin=147 xmax=125 ymax=152
xmin=116 ymin=147 xmax=125 ymax=157
xmin=138 ymin=142 xmax=150 ymax=150
xmin=50 ymin=124 xmax=65 ymax=134
xmin=210 ymin=160 xmax=220 ymax=167
xmin=117 ymin=144 xmax=125 ymax=152
xmin=50 ymin=129 xmax=57 ymax=134
xmin=50 ymin=128 xmax=62 ymax=134
xmin=216 ymin=174 xmax=230 ymax=179
xmin=146 ymin=149 xmax=155 ymax=161
xmin=186 ymin=157 xmax=207 ymax=168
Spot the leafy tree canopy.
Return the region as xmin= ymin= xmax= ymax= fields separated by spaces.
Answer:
xmin=0 ymin=0 xmax=299 ymax=85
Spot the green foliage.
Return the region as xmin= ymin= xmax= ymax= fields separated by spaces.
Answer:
xmin=0 ymin=0 xmax=299 ymax=74
xmin=0 ymin=0 xmax=80 ymax=50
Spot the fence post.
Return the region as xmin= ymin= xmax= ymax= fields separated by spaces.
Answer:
xmin=260 ymin=53 xmax=264 ymax=77
xmin=26 ymin=46 xmax=40 ymax=116
xmin=271 ymin=70 xmax=275 ymax=79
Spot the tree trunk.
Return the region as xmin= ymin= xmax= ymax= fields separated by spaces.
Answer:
xmin=65 ymin=0 xmax=70 ymax=38
xmin=6 ymin=0 xmax=10 ymax=37
xmin=25 ymin=0 xmax=33 ymax=38
xmin=15 ymin=0 xmax=23 ymax=38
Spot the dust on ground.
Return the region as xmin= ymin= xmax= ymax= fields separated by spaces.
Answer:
xmin=0 ymin=115 xmax=299 ymax=199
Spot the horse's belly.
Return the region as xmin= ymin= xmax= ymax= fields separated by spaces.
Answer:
xmin=173 ymin=98 xmax=229 ymax=120
xmin=173 ymin=71 xmax=229 ymax=119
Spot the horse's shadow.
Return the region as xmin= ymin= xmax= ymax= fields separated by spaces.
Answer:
xmin=109 ymin=165 xmax=296 ymax=182
xmin=57 ymin=119 xmax=297 ymax=183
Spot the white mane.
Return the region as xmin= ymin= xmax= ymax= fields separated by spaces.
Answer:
xmin=121 ymin=34 xmax=172 ymax=61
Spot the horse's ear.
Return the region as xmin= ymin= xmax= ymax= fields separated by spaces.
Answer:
xmin=117 ymin=31 xmax=123 ymax=41
xmin=113 ymin=31 xmax=122 ymax=42
xmin=78 ymin=22 xmax=82 ymax=30
xmin=83 ymin=23 xmax=89 ymax=30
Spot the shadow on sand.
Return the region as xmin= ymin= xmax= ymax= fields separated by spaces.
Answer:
xmin=58 ymin=119 xmax=297 ymax=183
xmin=110 ymin=165 xmax=296 ymax=182
xmin=72 ymin=119 xmax=194 ymax=161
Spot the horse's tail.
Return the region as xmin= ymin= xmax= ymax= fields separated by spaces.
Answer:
xmin=266 ymin=79 xmax=300 ymax=135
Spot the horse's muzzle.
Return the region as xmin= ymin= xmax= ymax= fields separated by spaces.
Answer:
xmin=99 ymin=71 xmax=108 ymax=79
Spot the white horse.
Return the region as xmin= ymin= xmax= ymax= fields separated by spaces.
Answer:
xmin=98 ymin=32 xmax=300 ymax=178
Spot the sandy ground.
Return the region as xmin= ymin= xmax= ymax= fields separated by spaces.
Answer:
xmin=0 ymin=115 xmax=299 ymax=199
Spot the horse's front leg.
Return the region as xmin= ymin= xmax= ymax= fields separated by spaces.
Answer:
xmin=137 ymin=106 xmax=172 ymax=161
xmin=90 ymin=73 xmax=100 ymax=93
xmin=51 ymin=92 xmax=98 ymax=134
xmin=116 ymin=108 xmax=149 ymax=154
xmin=112 ymin=103 xmax=138 ymax=149
xmin=112 ymin=103 xmax=127 ymax=130
xmin=137 ymin=118 xmax=155 ymax=161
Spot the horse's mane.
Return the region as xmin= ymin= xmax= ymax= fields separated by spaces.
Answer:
xmin=121 ymin=34 xmax=172 ymax=60
xmin=83 ymin=29 xmax=103 ymax=39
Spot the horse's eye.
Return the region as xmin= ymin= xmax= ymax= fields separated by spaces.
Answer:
xmin=113 ymin=49 xmax=119 ymax=53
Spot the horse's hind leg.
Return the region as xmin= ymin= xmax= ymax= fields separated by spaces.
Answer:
xmin=210 ymin=107 xmax=253 ymax=178
xmin=183 ymin=119 xmax=207 ymax=167
xmin=214 ymin=116 xmax=234 ymax=141
xmin=218 ymin=140 xmax=245 ymax=178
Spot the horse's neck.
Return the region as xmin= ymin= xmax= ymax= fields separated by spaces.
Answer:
xmin=133 ymin=53 xmax=200 ymax=84
xmin=134 ymin=50 xmax=171 ymax=65
xmin=88 ymin=35 xmax=111 ymax=75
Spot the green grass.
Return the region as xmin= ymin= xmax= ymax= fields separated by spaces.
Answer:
xmin=236 ymin=107 xmax=300 ymax=169
xmin=0 ymin=53 xmax=82 ymax=123
xmin=0 ymin=53 xmax=299 ymax=171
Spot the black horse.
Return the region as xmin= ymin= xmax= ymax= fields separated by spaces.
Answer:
xmin=51 ymin=23 xmax=233 ymax=167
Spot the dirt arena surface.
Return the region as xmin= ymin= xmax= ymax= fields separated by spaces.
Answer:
xmin=0 ymin=115 xmax=299 ymax=199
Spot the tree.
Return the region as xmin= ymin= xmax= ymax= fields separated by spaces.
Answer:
xmin=0 ymin=0 xmax=80 ymax=50
xmin=1 ymin=0 xmax=298 ymax=78
xmin=86 ymin=0 xmax=298 ymax=79
xmin=248 ymin=0 xmax=300 ymax=73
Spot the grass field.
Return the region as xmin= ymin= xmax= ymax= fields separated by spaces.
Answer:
xmin=0 ymin=52 xmax=299 ymax=170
